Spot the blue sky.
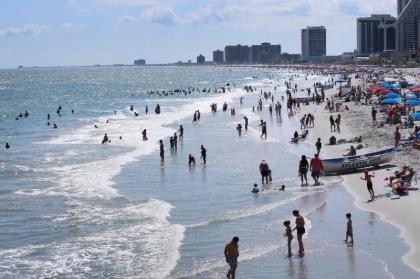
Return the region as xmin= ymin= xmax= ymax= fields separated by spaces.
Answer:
xmin=0 ymin=0 xmax=396 ymax=67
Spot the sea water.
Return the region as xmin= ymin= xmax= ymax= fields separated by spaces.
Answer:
xmin=0 ymin=66 xmax=418 ymax=278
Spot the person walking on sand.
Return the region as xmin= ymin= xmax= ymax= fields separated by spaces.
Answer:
xmin=315 ymin=138 xmax=322 ymax=155
xmin=259 ymin=160 xmax=270 ymax=185
xmin=310 ymin=154 xmax=323 ymax=185
xmin=335 ymin=114 xmax=341 ymax=133
xmin=330 ymin=115 xmax=336 ymax=132
xmin=284 ymin=220 xmax=293 ymax=257
xmin=292 ymin=210 xmax=305 ymax=254
xmin=371 ymin=107 xmax=377 ymax=125
xmin=299 ymin=155 xmax=309 ymax=186
xmin=394 ymin=127 xmax=401 ymax=148
xmin=224 ymin=236 xmax=239 ymax=279
xmin=200 ymin=145 xmax=207 ymax=164
xmin=345 ymin=213 xmax=353 ymax=245
xmin=360 ymin=171 xmax=375 ymax=200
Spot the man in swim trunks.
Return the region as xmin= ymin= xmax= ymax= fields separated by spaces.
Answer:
xmin=224 ymin=236 xmax=239 ymax=279
xmin=310 ymin=154 xmax=323 ymax=185
xmin=360 ymin=171 xmax=375 ymax=200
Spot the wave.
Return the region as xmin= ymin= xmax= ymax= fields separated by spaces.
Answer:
xmin=0 ymin=199 xmax=185 ymax=279
xmin=186 ymin=193 xmax=308 ymax=229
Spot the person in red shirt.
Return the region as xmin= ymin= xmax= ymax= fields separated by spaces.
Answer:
xmin=310 ymin=154 xmax=324 ymax=185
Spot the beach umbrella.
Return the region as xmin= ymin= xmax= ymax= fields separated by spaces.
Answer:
xmin=378 ymin=89 xmax=392 ymax=94
xmin=411 ymin=87 xmax=420 ymax=92
xmin=382 ymin=93 xmax=401 ymax=99
xmin=404 ymin=99 xmax=420 ymax=107
xmin=380 ymin=98 xmax=402 ymax=105
xmin=410 ymin=112 xmax=420 ymax=121
xmin=406 ymin=93 xmax=418 ymax=99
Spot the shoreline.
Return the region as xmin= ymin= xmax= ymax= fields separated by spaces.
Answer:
xmin=294 ymin=72 xmax=420 ymax=273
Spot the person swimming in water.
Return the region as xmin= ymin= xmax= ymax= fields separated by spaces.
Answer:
xmin=53 ymin=124 xmax=58 ymax=129
xmin=102 ymin=134 xmax=109 ymax=144
xmin=5 ymin=143 xmax=10 ymax=150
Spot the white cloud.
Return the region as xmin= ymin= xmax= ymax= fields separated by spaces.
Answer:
xmin=0 ymin=23 xmax=49 ymax=37
xmin=117 ymin=4 xmax=182 ymax=25
xmin=61 ymin=22 xmax=86 ymax=29
xmin=97 ymin=0 xmax=165 ymax=6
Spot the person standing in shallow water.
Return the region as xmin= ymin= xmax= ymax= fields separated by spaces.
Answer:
xmin=299 ymin=155 xmax=309 ymax=186
xmin=292 ymin=210 xmax=305 ymax=254
xmin=259 ymin=160 xmax=270 ymax=185
xmin=200 ymin=145 xmax=206 ymax=164
xmin=224 ymin=236 xmax=239 ymax=279
xmin=173 ymin=133 xmax=178 ymax=150
xmin=283 ymin=220 xmax=293 ymax=257
xmin=178 ymin=125 xmax=184 ymax=140
xmin=159 ymin=140 xmax=164 ymax=160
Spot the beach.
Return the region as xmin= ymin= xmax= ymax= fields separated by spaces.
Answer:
xmin=295 ymin=69 xmax=420 ymax=274
xmin=0 ymin=65 xmax=419 ymax=278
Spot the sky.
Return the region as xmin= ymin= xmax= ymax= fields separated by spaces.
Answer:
xmin=0 ymin=0 xmax=397 ymax=68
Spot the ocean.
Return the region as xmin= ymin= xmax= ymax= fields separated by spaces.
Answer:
xmin=0 ymin=66 xmax=418 ymax=278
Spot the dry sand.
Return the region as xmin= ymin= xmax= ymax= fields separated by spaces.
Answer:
xmin=295 ymin=74 xmax=420 ymax=273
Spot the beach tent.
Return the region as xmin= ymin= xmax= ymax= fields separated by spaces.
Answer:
xmin=382 ymin=93 xmax=401 ymax=99
xmin=410 ymin=112 xmax=420 ymax=121
xmin=380 ymin=98 xmax=402 ymax=105
xmin=405 ymin=99 xmax=420 ymax=107
xmin=406 ymin=93 xmax=418 ymax=99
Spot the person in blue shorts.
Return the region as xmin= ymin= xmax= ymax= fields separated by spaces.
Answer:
xmin=224 ymin=236 xmax=239 ymax=279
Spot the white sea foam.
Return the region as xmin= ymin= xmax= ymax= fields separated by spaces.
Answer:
xmin=17 ymin=89 xmax=246 ymax=200
xmin=0 ymin=199 xmax=185 ymax=279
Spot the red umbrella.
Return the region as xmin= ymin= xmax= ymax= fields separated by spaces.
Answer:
xmin=411 ymin=87 xmax=420 ymax=92
xmin=377 ymin=89 xmax=392 ymax=94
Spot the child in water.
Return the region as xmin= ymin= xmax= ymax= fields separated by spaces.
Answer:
xmin=345 ymin=213 xmax=353 ymax=245
xmin=283 ymin=220 xmax=293 ymax=257
xmin=251 ymin=183 xmax=259 ymax=193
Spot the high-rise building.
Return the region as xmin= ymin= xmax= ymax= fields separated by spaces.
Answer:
xmin=357 ymin=15 xmax=396 ymax=55
xmin=213 ymin=50 xmax=224 ymax=63
xmin=398 ymin=0 xmax=411 ymax=16
xmin=301 ymin=26 xmax=326 ymax=60
xmin=396 ymin=0 xmax=420 ymax=53
xmin=224 ymin=45 xmax=251 ymax=64
xmin=197 ymin=54 xmax=205 ymax=64
xmin=251 ymin=43 xmax=281 ymax=64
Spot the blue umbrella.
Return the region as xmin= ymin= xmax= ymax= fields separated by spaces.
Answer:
xmin=406 ymin=93 xmax=418 ymax=99
xmin=410 ymin=112 xmax=420 ymax=121
xmin=380 ymin=98 xmax=402 ymax=105
xmin=405 ymin=99 xmax=420 ymax=107
xmin=382 ymin=93 xmax=401 ymax=99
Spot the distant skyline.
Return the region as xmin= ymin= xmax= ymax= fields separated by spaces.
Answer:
xmin=0 ymin=0 xmax=397 ymax=68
